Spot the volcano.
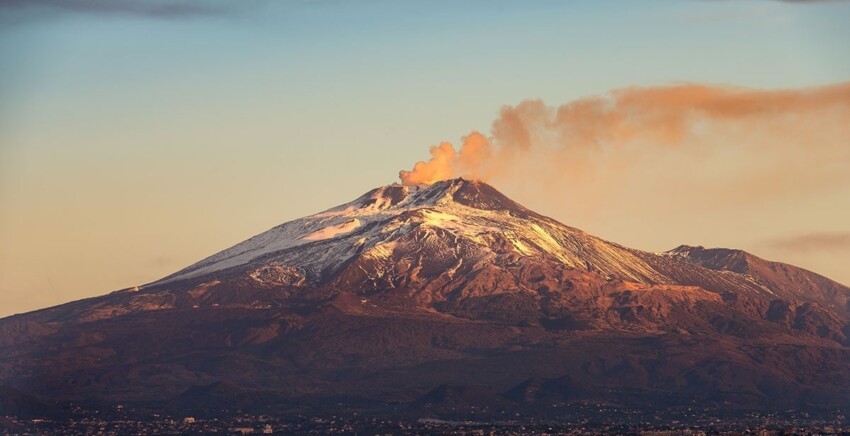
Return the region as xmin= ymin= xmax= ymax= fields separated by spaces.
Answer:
xmin=2 ymin=178 xmax=849 ymax=421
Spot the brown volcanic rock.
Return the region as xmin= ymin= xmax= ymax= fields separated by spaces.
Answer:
xmin=667 ymin=245 xmax=850 ymax=315
xmin=665 ymin=245 xmax=850 ymax=343
xmin=1 ymin=179 xmax=849 ymax=418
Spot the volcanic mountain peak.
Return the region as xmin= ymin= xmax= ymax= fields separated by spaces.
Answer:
xmin=127 ymin=178 xmax=848 ymax=314
xmin=322 ymin=178 xmax=533 ymax=216
xmin=4 ymin=179 xmax=850 ymax=420
xmin=152 ymin=178 xmax=673 ymax=288
xmin=153 ymin=178 xmax=488 ymax=285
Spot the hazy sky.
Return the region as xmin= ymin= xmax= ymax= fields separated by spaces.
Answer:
xmin=1 ymin=0 xmax=849 ymax=317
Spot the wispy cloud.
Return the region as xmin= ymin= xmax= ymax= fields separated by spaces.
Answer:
xmin=760 ymin=232 xmax=850 ymax=253
xmin=0 ymin=0 xmax=259 ymax=22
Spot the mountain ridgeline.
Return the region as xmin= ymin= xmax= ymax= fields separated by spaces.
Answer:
xmin=1 ymin=178 xmax=849 ymax=420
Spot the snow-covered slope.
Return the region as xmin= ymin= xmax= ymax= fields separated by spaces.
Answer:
xmin=153 ymin=179 xmax=672 ymax=288
xmin=151 ymin=178 xmax=828 ymax=307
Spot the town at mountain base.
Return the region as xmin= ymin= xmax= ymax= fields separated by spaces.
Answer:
xmin=2 ymin=178 xmax=849 ymax=420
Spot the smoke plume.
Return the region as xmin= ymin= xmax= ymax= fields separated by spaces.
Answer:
xmin=399 ymin=82 xmax=850 ymax=191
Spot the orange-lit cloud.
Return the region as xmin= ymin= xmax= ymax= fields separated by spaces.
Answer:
xmin=398 ymin=142 xmax=457 ymax=185
xmin=399 ymin=131 xmax=493 ymax=185
xmin=399 ymin=82 xmax=850 ymax=190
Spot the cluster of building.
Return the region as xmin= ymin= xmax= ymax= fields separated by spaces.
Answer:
xmin=1 ymin=404 xmax=847 ymax=434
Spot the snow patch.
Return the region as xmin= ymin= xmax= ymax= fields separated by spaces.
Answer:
xmin=420 ymin=210 xmax=459 ymax=226
xmin=419 ymin=209 xmax=497 ymax=243
xmin=526 ymin=223 xmax=572 ymax=264
xmin=509 ymin=238 xmax=535 ymax=256
xmin=304 ymin=219 xmax=361 ymax=241
xmin=364 ymin=241 xmax=397 ymax=260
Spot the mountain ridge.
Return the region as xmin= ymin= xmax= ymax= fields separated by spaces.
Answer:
xmin=667 ymin=244 xmax=850 ymax=316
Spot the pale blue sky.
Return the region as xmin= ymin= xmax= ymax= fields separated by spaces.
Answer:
xmin=1 ymin=0 xmax=849 ymax=316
